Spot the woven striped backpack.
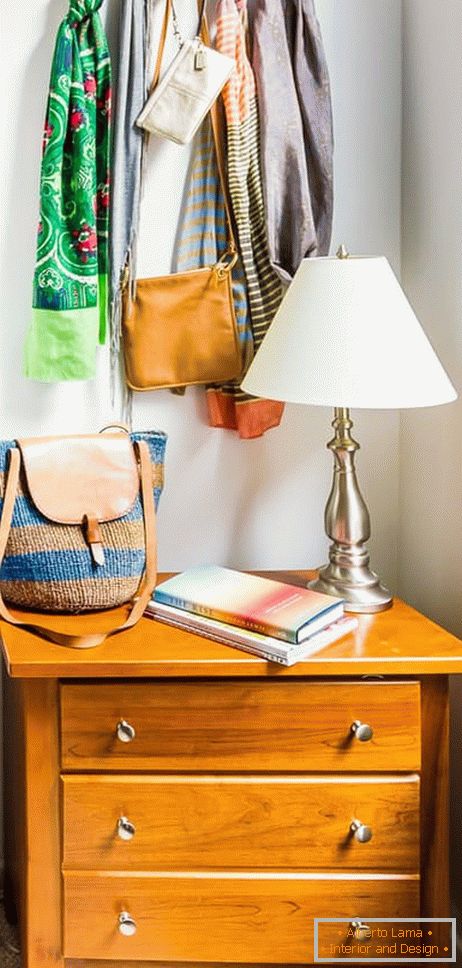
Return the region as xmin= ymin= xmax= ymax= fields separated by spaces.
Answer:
xmin=0 ymin=428 xmax=166 ymax=648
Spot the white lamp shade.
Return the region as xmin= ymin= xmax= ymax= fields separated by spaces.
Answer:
xmin=241 ymin=255 xmax=457 ymax=409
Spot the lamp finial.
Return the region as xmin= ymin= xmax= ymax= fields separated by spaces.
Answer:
xmin=336 ymin=243 xmax=350 ymax=259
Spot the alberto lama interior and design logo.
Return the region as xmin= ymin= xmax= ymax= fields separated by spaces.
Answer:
xmin=313 ymin=918 xmax=456 ymax=963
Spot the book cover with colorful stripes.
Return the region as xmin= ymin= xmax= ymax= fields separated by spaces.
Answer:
xmin=154 ymin=566 xmax=344 ymax=644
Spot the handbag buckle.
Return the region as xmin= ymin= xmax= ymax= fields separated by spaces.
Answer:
xmin=194 ymin=42 xmax=206 ymax=71
xmin=214 ymin=248 xmax=238 ymax=280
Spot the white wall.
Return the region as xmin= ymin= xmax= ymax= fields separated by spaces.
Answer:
xmin=0 ymin=0 xmax=402 ymax=583
xmin=400 ymin=0 xmax=462 ymax=917
xmin=0 ymin=0 xmax=402 ymax=863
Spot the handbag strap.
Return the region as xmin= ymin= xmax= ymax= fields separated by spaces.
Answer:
xmin=205 ymin=41 xmax=237 ymax=259
xmin=146 ymin=0 xmax=237 ymax=259
xmin=199 ymin=3 xmax=237 ymax=258
xmin=0 ymin=441 xmax=157 ymax=649
xmin=149 ymin=0 xmax=173 ymax=96
xmin=149 ymin=0 xmax=207 ymax=94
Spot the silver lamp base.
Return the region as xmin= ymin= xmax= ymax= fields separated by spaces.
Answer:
xmin=309 ymin=408 xmax=393 ymax=614
xmin=309 ymin=566 xmax=392 ymax=614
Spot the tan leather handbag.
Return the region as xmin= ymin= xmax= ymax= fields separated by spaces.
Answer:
xmin=122 ymin=14 xmax=242 ymax=392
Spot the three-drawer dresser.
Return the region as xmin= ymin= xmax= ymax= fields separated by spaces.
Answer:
xmin=2 ymin=570 xmax=462 ymax=968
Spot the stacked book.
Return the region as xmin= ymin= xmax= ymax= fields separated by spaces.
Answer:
xmin=146 ymin=566 xmax=357 ymax=666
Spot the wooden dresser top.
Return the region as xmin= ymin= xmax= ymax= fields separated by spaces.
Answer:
xmin=1 ymin=570 xmax=461 ymax=679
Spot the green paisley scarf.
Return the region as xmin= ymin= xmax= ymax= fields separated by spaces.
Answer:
xmin=24 ymin=0 xmax=111 ymax=381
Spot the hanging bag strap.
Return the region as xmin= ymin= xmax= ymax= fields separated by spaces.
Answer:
xmin=209 ymin=99 xmax=237 ymax=263
xmin=149 ymin=0 xmax=208 ymax=95
xmin=0 ymin=441 xmax=157 ymax=649
xmin=145 ymin=0 xmax=237 ymax=261
xmin=149 ymin=0 xmax=173 ymax=97
xmin=202 ymin=16 xmax=237 ymax=260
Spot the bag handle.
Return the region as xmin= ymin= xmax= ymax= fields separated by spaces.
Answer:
xmin=146 ymin=0 xmax=237 ymax=260
xmin=0 ymin=441 xmax=157 ymax=649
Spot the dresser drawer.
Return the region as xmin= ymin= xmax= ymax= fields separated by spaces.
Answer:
xmin=63 ymin=872 xmax=419 ymax=962
xmin=60 ymin=680 xmax=421 ymax=772
xmin=62 ymin=774 xmax=420 ymax=872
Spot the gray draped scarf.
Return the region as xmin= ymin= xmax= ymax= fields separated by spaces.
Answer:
xmin=248 ymin=0 xmax=334 ymax=281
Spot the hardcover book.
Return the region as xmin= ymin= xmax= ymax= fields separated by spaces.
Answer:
xmin=153 ymin=566 xmax=344 ymax=644
xmin=147 ymin=600 xmax=358 ymax=666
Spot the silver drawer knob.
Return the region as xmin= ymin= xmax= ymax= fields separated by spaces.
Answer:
xmin=350 ymin=719 xmax=373 ymax=742
xmin=118 ymin=911 xmax=137 ymax=936
xmin=350 ymin=920 xmax=372 ymax=941
xmin=117 ymin=816 xmax=136 ymax=841
xmin=350 ymin=819 xmax=373 ymax=843
xmin=116 ymin=719 xmax=136 ymax=743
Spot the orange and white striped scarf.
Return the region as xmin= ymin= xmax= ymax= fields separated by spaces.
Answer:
xmin=209 ymin=0 xmax=284 ymax=437
xmin=177 ymin=0 xmax=284 ymax=438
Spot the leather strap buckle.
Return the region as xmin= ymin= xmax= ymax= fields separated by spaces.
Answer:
xmin=214 ymin=249 xmax=238 ymax=280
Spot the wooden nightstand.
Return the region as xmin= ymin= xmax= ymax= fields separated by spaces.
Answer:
xmin=2 ymin=570 xmax=461 ymax=968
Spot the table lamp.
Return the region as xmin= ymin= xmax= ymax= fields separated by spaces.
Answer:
xmin=241 ymin=247 xmax=457 ymax=612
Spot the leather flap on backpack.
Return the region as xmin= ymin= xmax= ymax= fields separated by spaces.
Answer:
xmin=17 ymin=435 xmax=140 ymax=524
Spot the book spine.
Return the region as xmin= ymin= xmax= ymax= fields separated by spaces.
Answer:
xmin=154 ymin=591 xmax=296 ymax=643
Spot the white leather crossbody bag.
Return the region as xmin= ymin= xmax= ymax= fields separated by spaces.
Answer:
xmin=137 ymin=0 xmax=235 ymax=146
